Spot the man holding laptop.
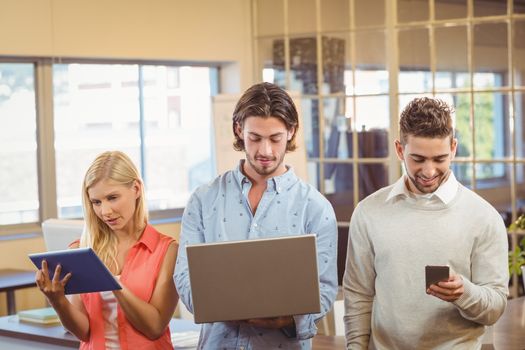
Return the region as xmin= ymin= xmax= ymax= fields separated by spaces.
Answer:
xmin=174 ymin=82 xmax=338 ymax=349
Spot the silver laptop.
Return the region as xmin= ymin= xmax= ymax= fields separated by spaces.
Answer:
xmin=42 ymin=219 xmax=84 ymax=251
xmin=186 ymin=234 xmax=320 ymax=323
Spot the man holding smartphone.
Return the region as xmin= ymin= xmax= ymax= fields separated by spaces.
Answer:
xmin=343 ymin=97 xmax=509 ymax=349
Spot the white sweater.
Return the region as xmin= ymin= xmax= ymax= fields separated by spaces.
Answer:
xmin=343 ymin=175 xmax=509 ymax=350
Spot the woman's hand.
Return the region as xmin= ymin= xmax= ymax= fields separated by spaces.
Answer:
xmin=35 ymin=260 xmax=72 ymax=305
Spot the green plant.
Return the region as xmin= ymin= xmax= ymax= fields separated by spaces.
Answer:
xmin=508 ymin=214 xmax=525 ymax=276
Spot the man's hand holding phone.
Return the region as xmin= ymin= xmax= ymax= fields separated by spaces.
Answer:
xmin=425 ymin=265 xmax=464 ymax=302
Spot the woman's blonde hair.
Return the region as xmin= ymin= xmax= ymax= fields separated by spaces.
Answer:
xmin=80 ymin=151 xmax=148 ymax=271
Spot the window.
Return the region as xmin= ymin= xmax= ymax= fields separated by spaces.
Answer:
xmin=253 ymin=0 xmax=525 ymax=290
xmin=431 ymin=73 xmax=509 ymax=185
xmin=0 ymin=63 xmax=38 ymax=225
xmin=53 ymin=63 xmax=217 ymax=218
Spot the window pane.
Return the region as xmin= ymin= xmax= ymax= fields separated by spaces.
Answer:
xmin=435 ymin=0 xmax=467 ymax=20
xmin=398 ymin=0 xmax=429 ymax=23
xmin=54 ymin=63 xmax=142 ymax=218
xmin=142 ymin=66 xmax=214 ymax=210
xmin=473 ymin=92 xmax=510 ymax=159
xmin=435 ymin=26 xmax=470 ymax=89
xmin=355 ymin=0 xmax=385 ymax=27
xmin=322 ymin=34 xmax=347 ymax=95
xmin=452 ymin=162 xmax=473 ymax=189
xmin=515 ymin=92 xmax=525 ymax=158
xmin=516 ymin=0 xmax=525 ymax=14
xmin=355 ymin=95 xmax=390 ymax=133
xmin=324 ymin=97 xmax=349 ymax=159
xmin=475 ymin=162 xmax=508 ymax=183
xmin=324 ymin=162 xmax=354 ymax=222
xmin=514 ymin=20 xmax=525 ymax=88
xmin=54 ymin=63 xmax=215 ymax=217
xmin=435 ymin=92 xmax=473 ymax=158
xmin=474 ymin=0 xmax=506 ymax=17
xmin=473 ymin=23 xmax=508 ymax=89
xmin=0 ymin=63 xmax=38 ymax=224
xmin=289 ymin=36 xmax=318 ymax=94
xmin=307 ymin=161 xmax=320 ymax=189
xmin=355 ymin=31 xmax=388 ymax=95
xmin=258 ymin=37 xmax=286 ymax=86
xmin=301 ymin=97 xmax=320 ymax=158
xmin=358 ymin=163 xmax=388 ymax=199
xmin=399 ymin=28 xmax=431 ymax=93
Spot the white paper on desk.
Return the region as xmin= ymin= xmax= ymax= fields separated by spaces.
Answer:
xmin=171 ymin=331 xmax=200 ymax=349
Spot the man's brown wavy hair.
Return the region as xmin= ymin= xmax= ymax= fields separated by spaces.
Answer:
xmin=399 ymin=97 xmax=454 ymax=145
xmin=232 ymin=82 xmax=298 ymax=152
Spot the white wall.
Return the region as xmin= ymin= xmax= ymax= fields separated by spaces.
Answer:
xmin=0 ymin=0 xmax=254 ymax=91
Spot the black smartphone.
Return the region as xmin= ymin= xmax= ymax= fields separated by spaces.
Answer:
xmin=425 ymin=265 xmax=450 ymax=290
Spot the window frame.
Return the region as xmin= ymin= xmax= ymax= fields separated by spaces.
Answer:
xmin=0 ymin=57 xmax=220 ymax=236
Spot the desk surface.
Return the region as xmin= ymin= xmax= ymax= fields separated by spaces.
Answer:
xmin=0 ymin=316 xmax=344 ymax=349
xmin=0 ymin=269 xmax=35 ymax=291
xmin=0 ymin=315 xmax=79 ymax=347
xmin=0 ymin=297 xmax=522 ymax=350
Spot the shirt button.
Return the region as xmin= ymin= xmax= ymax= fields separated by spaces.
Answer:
xmin=239 ymin=347 xmax=245 ymax=350
xmin=253 ymin=222 xmax=258 ymax=227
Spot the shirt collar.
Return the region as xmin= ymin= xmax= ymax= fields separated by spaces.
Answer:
xmin=386 ymin=171 xmax=459 ymax=204
xmin=134 ymin=224 xmax=158 ymax=252
xmin=386 ymin=176 xmax=409 ymax=202
xmin=432 ymin=171 xmax=458 ymax=204
xmin=234 ymin=160 xmax=297 ymax=194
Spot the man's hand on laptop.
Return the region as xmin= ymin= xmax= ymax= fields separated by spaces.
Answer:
xmin=242 ymin=316 xmax=294 ymax=329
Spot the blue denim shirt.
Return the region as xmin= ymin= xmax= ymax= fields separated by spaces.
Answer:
xmin=174 ymin=161 xmax=338 ymax=350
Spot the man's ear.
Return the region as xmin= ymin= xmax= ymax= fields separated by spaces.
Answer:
xmin=235 ymin=122 xmax=243 ymax=139
xmin=287 ymin=127 xmax=296 ymax=141
xmin=394 ymin=139 xmax=405 ymax=161
xmin=450 ymin=137 xmax=458 ymax=159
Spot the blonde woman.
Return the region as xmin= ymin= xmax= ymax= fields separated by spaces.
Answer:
xmin=35 ymin=151 xmax=178 ymax=350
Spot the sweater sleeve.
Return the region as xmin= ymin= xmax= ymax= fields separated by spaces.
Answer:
xmin=343 ymin=205 xmax=375 ymax=349
xmin=453 ymin=214 xmax=509 ymax=325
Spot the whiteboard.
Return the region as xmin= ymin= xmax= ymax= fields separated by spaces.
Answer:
xmin=212 ymin=92 xmax=308 ymax=181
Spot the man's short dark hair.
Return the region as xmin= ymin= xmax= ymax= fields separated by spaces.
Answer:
xmin=232 ymin=82 xmax=299 ymax=152
xmin=399 ymin=97 xmax=454 ymax=145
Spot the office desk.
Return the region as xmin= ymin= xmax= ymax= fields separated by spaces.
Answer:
xmin=0 ymin=316 xmax=201 ymax=349
xmin=3 ymin=301 xmax=520 ymax=350
xmin=0 ymin=315 xmax=346 ymax=350
xmin=0 ymin=269 xmax=36 ymax=315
